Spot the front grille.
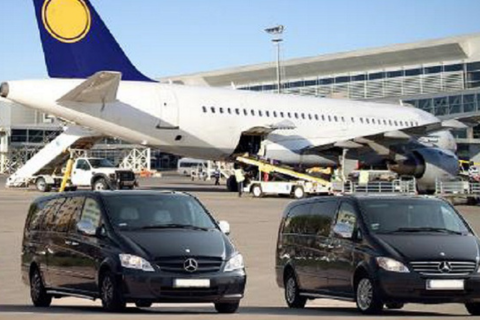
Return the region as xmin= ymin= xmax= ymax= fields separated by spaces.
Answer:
xmin=156 ymin=256 xmax=223 ymax=273
xmin=116 ymin=170 xmax=135 ymax=181
xmin=410 ymin=261 xmax=477 ymax=276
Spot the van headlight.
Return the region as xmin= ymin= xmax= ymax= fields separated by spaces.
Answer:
xmin=224 ymin=253 xmax=244 ymax=272
xmin=376 ymin=257 xmax=409 ymax=273
xmin=119 ymin=254 xmax=155 ymax=272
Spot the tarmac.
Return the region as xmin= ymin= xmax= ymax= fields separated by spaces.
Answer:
xmin=0 ymin=172 xmax=479 ymax=319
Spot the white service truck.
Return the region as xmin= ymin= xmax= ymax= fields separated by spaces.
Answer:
xmin=34 ymin=157 xmax=137 ymax=192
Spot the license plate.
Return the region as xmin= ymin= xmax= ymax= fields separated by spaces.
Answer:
xmin=426 ymin=279 xmax=464 ymax=290
xmin=174 ymin=279 xmax=210 ymax=288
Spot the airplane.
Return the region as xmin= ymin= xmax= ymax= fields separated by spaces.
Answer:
xmin=0 ymin=0 xmax=471 ymax=192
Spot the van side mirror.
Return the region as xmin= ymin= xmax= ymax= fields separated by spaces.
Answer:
xmin=333 ymin=223 xmax=353 ymax=239
xmin=218 ymin=220 xmax=230 ymax=235
xmin=77 ymin=220 xmax=97 ymax=236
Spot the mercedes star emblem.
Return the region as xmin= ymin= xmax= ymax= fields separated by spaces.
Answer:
xmin=184 ymin=258 xmax=198 ymax=272
xmin=438 ymin=261 xmax=452 ymax=273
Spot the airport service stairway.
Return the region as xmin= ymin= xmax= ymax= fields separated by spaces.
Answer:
xmin=6 ymin=126 xmax=102 ymax=188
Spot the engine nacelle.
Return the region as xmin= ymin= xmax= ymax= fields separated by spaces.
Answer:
xmin=389 ymin=147 xmax=459 ymax=193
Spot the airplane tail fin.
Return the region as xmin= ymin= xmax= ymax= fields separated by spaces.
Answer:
xmin=32 ymin=0 xmax=153 ymax=81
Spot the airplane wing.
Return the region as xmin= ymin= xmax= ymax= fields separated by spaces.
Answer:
xmin=302 ymin=118 xmax=468 ymax=155
xmin=57 ymin=71 xmax=121 ymax=103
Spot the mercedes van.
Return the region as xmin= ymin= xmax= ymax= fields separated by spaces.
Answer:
xmin=275 ymin=195 xmax=480 ymax=315
xmin=22 ymin=191 xmax=246 ymax=313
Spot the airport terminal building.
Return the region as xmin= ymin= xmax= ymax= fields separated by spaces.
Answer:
xmin=161 ymin=33 xmax=480 ymax=161
xmin=1 ymin=33 xmax=480 ymax=173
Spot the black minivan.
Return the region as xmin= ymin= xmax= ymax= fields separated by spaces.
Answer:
xmin=22 ymin=190 xmax=246 ymax=313
xmin=275 ymin=195 xmax=480 ymax=315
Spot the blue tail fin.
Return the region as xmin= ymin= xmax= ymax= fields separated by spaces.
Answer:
xmin=32 ymin=0 xmax=153 ymax=81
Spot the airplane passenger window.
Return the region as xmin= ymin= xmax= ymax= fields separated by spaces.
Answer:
xmin=399 ymin=120 xmax=403 ymax=126
xmin=308 ymin=114 xmax=312 ymax=120
xmin=243 ymin=109 xmax=248 ymax=115
xmin=300 ymin=113 xmax=305 ymax=119
xmin=235 ymin=108 xmax=240 ymax=115
xmin=280 ymin=112 xmax=284 ymax=117
xmin=219 ymin=107 xmax=224 ymax=114
xmin=273 ymin=111 xmax=277 ymax=117
xmin=328 ymin=115 xmax=331 ymax=122
xmin=394 ymin=120 xmax=398 ymax=126
xmin=202 ymin=106 xmax=207 ymax=113
xmin=259 ymin=110 xmax=263 ymax=117
xmin=287 ymin=112 xmax=291 ymax=118
xmin=383 ymin=119 xmax=387 ymax=125
xmin=322 ymin=115 xmax=325 ymax=121
xmin=372 ymin=119 xmax=376 ymax=124
xmin=251 ymin=109 xmax=255 ymax=116
xmin=341 ymin=116 xmax=345 ymax=122
xmin=294 ymin=113 xmax=299 ymax=119
xmin=360 ymin=118 xmax=364 ymax=123
xmin=266 ymin=111 xmax=270 ymax=117
xmin=314 ymin=114 xmax=319 ymax=120
xmin=366 ymin=118 xmax=370 ymax=124
xmin=334 ymin=116 xmax=338 ymax=122
xmin=351 ymin=117 xmax=355 ymax=123
xmin=227 ymin=108 xmax=231 ymax=114
xmin=389 ymin=120 xmax=393 ymax=126
xmin=211 ymin=107 xmax=216 ymax=113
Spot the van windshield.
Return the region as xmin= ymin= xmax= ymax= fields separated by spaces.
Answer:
xmin=358 ymin=199 xmax=470 ymax=235
xmin=103 ymin=194 xmax=217 ymax=231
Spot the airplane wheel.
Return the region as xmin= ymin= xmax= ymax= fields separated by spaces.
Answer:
xmin=252 ymin=184 xmax=263 ymax=198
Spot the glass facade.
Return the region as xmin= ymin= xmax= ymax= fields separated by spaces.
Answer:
xmin=10 ymin=129 xmax=61 ymax=144
xmin=240 ymin=61 xmax=480 ymax=100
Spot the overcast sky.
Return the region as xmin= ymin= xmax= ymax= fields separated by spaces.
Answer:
xmin=0 ymin=0 xmax=479 ymax=81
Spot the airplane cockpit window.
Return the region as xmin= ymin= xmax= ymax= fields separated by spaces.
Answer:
xmin=202 ymin=106 xmax=207 ymax=113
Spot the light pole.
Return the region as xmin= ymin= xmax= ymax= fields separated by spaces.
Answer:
xmin=265 ymin=25 xmax=284 ymax=94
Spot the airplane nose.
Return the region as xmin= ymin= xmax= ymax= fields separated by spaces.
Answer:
xmin=0 ymin=82 xmax=9 ymax=98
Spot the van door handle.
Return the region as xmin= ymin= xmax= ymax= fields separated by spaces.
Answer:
xmin=65 ymin=240 xmax=79 ymax=246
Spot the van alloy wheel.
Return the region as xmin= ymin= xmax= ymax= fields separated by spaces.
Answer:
xmin=100 ymin=272 xmax=125 ymax=312
xmin=284 ymin=272 xmax=306 ymax=308
xmin=30 ymin=269 xmax=52 ymax=307
xmin=355 ymin=276 xmax=383 ymax=314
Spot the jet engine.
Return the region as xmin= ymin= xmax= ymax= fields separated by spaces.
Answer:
xmin=388 ymin=147 xmax=459 ymax=193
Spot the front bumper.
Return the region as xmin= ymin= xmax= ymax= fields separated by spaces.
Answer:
xmin=121 ymin=269 xmax=246 ymax=303
xmin=378 ymin=270 xmax=480 ymax=304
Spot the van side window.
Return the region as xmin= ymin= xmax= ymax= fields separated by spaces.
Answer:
xmin=42 ymin=198 xmax=67 ymax=231
xmin=332 ymin=202 xmax=357 ymax=238
xmin=78 ymin=198 xmax=103 ymax=228
xmin=26 ymin=201 xmax=46 ymax=232
xmin=54 ymin=197 xmax=85 ymax=232
xmin=283 ymin=204 xmax=311 ymax=234
xmin=309 ymin=200 xmax=338 ymax=236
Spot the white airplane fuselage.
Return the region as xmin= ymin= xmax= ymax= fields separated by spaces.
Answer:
xmin=4 ymin=78 xmax=454 ymax=165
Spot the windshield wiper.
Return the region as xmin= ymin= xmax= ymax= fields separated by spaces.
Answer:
xmin=141 ymin=224 xmax=212 ymax=231
xmin=383 ymin=227 xmax=465 ymax=235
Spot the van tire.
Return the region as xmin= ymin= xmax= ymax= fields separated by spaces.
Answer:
xmin=466 ymin=303 xmax=480 ymax=315
xmin=93 ymin=178 xmax=109 ymax=191
xmin=100 ymin=272 xmax=126 ymax=312
xmin=36 ymin=177 xmax=51 ymax=192
xmin=252 ymin=184 xmax=263 ymax=198
xmin=30 ymin=268 xmax=52 ymax=307
xmin=293 ymin=186 xmax=305 ymax=199
xmin=214 ymin=301 xmax=239 ymax=313
xmin=355 ymin=276 xmax=383 ymax=314
xmin=284 ymin=270 xmax=306 ymax=308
